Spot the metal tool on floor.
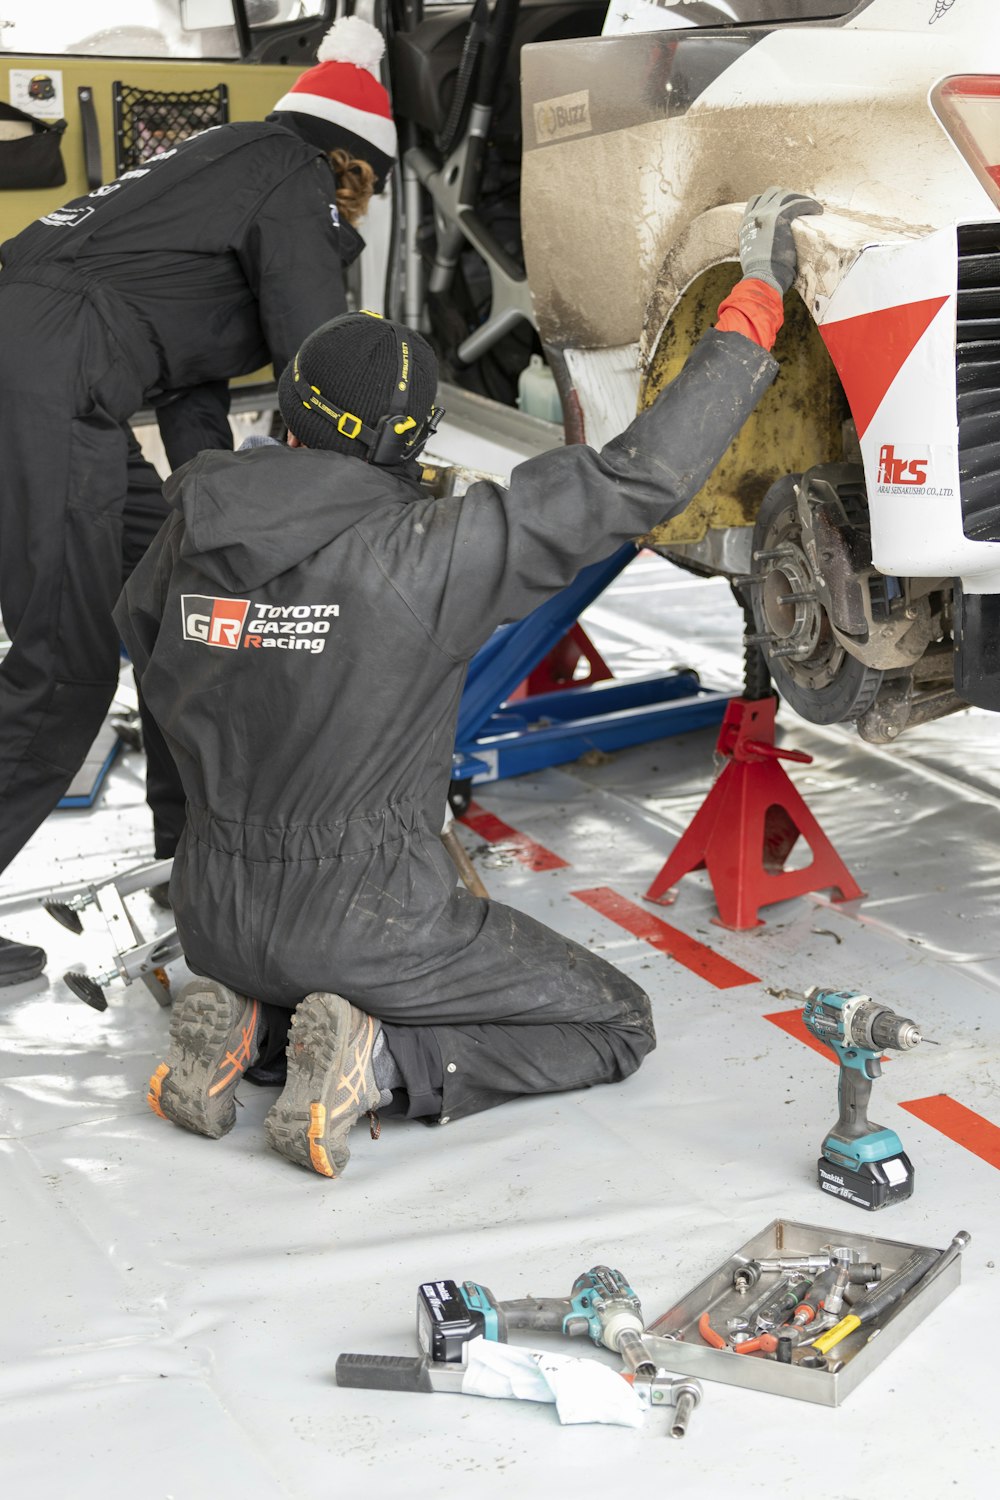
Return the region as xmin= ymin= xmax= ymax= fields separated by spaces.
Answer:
xmin=336 ymin=1266 xmax=702 ymax=1437
xmin=42 ymin=857 xmax=180 ymax=1011
xmin=732 ymin=1249 xmax=880 ymax=1292
xmin=643 ymin=695 xmax=864 ymax=929
xmin=803 ymin=986 xmax=929 ymax=1210
xmin=626 ymin=1370 xmax=702 ymax=1437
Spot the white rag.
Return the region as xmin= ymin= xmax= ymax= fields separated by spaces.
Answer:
xmin=459 ymin=1337 xmax=645 ymax=1429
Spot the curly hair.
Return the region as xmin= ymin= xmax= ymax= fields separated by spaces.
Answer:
xmin=330 ymin=148 xmax=376 ymax=226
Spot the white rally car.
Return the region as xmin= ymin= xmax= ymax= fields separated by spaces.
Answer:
xmin=517 ymin=0 xmax=1000 ymax=738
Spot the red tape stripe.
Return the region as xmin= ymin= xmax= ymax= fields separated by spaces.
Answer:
xmin=572 ymin=887 xmax=758 ymax=989
xmin=765 ymin=1027 xmax=994 ymax=1172
xmin=766 ymin=1009 xmax=888 ymax=1063
xmin=459 ymin=800 xmax=568 ymax=873
xmin=900 ymin=1094 xmax=1000 ymax=1172
xmin=765 ymin=1008 xmax=836 ymax=1062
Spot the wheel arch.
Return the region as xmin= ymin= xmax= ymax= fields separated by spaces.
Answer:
xmin=636 ymin=205 xmax=897 ymax=550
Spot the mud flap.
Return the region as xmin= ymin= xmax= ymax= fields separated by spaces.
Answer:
xmin=955 ymin=586 xmax=1000 ymax=710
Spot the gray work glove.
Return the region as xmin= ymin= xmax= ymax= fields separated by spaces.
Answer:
xmin=738 ymin=187 xmax=824 ymax=294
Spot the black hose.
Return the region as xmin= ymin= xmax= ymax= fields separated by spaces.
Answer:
xmin=437 ymin=0 xmax=490 ymax=157
xmin=474 ymin=0 xmax=522 ymax=112
xmin=456 ymin=0 xmax=522 ymax=208
xmin=851 ymin=1250 xmax=937 ymax=1325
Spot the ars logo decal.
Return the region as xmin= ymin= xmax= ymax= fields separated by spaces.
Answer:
xmin=876 ymin=445 xmax=928 ymax=487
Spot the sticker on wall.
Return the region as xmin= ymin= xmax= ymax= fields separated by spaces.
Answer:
xmin=8 ymin=68 xmax=65 ymax=121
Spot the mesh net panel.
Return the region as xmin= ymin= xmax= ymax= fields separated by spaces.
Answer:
xmin=113 ymin=82 xmax=229 ymax=176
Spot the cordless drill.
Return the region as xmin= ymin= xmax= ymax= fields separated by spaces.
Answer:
xmin=337 ymin=1266 xmax=702 ymax=1435
xmin=416 ymin=1265 xmax=656 ymax=1373
xmin=802 ymin=987 xmax=925 ymax=1210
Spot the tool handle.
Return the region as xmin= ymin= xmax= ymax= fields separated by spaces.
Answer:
xmin=335 ymin=1353 xmax=436 ymax=1393
xmin=852 ymin=1249 xmax=939 ymax=1323
xmin=499 ymin=1296 xmax=571 ymax=1333
xmin=743 ymin=738 xmax=812 ymax=764
xmin=815 ymin=1248 xmax=938 ymax=1356
xmin=698 ymin=1312 xmax=727 ymax=1349
xmin=834 ymin=1063 xmax=874 ymax=1143
xmin=799 ymin=1265 xmax=839 ymax=1313
xmin=671 ymin=1388 xmax=698 ymax=1439
xmin=865 ymin=1232 xmax=971 ymax=1337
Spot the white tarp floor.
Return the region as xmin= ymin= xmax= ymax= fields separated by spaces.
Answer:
xmin=2 ymin=552 xmax=998 ymax=1500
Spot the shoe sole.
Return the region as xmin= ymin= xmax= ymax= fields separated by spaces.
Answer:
xmin=264 ymin=994 xmax=379 ymax=1178
xmin=0 ymin=962 xmax=45 ymax=987
xmin=147 ymin=986 xmax=259 ymax=1139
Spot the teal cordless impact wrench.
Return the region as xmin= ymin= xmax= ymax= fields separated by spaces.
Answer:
xmin=802 ymin=986 xmax=929 ymax=1210
xmin=337 ymin=1266 xmax=703 ymax=1437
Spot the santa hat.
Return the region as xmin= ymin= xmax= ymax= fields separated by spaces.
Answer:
xmin=270 ymin=17 xmax=396 ymax=191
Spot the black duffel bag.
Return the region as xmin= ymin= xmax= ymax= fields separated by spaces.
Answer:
xmin=0 ymin=99 xmax=67 ymax=190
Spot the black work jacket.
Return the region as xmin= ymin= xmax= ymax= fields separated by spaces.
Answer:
xmin=115 ymin=331 xmax=776 ymax=873
xmin=0 ymin=121 xmax=357 ymax=399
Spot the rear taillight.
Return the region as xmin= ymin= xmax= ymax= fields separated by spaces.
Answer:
xmin=932 ymin=75 xmax=1000 ymax=210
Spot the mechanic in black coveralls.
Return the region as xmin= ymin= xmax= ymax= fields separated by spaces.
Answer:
xmin=116 ymin=190 xmax=820 ymax=1180
xmin=0 ymin=18 xmax=397 ymax=986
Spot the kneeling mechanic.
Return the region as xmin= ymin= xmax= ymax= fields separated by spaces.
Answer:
xmin=115 ymin=189 xmax=820 ymax=1178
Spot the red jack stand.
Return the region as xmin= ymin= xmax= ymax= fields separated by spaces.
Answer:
xmin=644 ymin=696 xmax=865 ymax=929
xmin=508 ymin=624 xmax=613 ymax=700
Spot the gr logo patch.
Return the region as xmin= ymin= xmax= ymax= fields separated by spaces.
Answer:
xmin=181 ymin=594 xmax=250 ymax=649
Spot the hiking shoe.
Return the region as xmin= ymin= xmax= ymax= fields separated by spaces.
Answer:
xmin=147 ymin=980 xmax=261 ymax=1139
xmin=0 ymin=936 xmax=46 ymax=987
xmin=264 ymin=993 xmax=381 ymax=1178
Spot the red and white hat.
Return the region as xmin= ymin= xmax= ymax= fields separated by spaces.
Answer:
xmin=270 ymin=17 xmax=396 ymax=191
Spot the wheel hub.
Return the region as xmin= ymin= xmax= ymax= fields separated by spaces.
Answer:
xmin=754 ymin=533 xmax=845 ymax=693
xmin=759 ymin=547 xmax=822 ymax=654
xmin=748 ymin=469 xmax=884 ymax=725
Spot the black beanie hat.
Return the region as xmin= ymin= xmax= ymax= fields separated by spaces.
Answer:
xmin=278 ymin=313 xmax=438 ymax=460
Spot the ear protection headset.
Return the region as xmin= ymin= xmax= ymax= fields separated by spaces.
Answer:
xmin=291 ymin=310 xmax=443 ymax=466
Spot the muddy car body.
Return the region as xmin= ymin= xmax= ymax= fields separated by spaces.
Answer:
xmin=520 ymin=0 xmax=1000 ymax=737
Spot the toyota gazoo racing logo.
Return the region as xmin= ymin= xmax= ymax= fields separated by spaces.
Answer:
xmin=181 ymin=595 xmax=337 ymax=655
xmin=877 ymin=444 xmax=927 ymax=487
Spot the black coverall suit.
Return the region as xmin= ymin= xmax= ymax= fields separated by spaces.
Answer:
xmin=116 ymin=329 xmax=777 ymax=1123
xmin=0 ymin=122 xmax=355 ymax=874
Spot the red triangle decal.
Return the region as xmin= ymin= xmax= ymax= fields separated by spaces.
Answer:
xmin=819 ymin=296 xmax=949 ymax=438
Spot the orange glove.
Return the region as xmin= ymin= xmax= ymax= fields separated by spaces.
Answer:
xmin=715 ymin=277 xmax=785 ymax=351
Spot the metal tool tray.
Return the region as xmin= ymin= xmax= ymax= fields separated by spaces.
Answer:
xmin=643 ymin=1217 xmax=960 ymax=1407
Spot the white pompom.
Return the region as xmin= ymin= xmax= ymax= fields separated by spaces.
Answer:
xmin=317 ymin=16 xmax=386 ymax=75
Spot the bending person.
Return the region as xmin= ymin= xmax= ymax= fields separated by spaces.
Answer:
xmin=0 ymin=18 xmax=396 ymax=984
xmin=116 ymin=190 xmax=820 ymax=1178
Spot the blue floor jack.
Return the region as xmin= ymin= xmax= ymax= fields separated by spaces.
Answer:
xmin=451 ymin=544 xmax=730 ymax=798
